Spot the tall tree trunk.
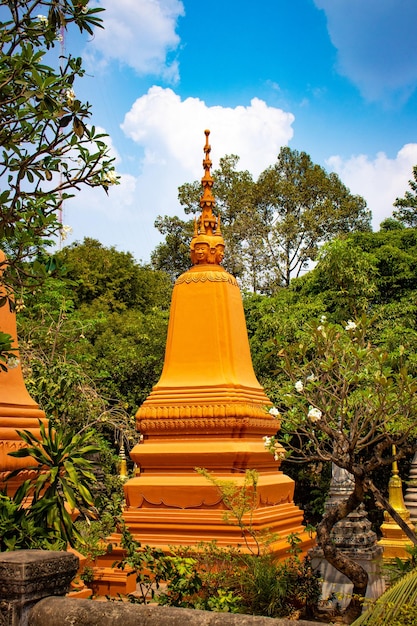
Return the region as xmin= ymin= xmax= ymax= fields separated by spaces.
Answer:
xmin=316 ymin=480 xmax=368 ymax=622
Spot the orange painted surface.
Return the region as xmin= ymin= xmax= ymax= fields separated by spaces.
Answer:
xmin=0 ymin=250 xmax=46 ymax=486
xmin=123 ymin=265 xmax=312 ymax=556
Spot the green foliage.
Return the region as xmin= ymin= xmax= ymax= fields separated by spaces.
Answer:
xmin=393 ymin=165 xmax=417 ymax=226
xmin=0 ymin=2 xmax=116 ymax=288
xmin=237 ymin=551 xmax=321 ymax=619
xmin=275 ymin=316 xmax=417 ymax=466
xmin=152 ymin=216 xmax=194 ymax=282
xmin=299 ymin=237 xmax=378 ymax=319
xmin=8 ymin=420 xmax=100 ymax=547
xmin=117 ymin=528 xmax=320 ymax=618
xmin=265 ymin=315 xmax=417 ymax=617
xmin=352 ymin=567 xmax=417 ymax=625
xmin=196 ymin=468 xmax=263 ymax=555
xmin=0 ymin=330 xmax=16 ymax=372
xmin=255 ymin=147 xmax=371 ymax=287
xmin=60 ymin=238 xmax=172 ymax=313
xmin=16 ymin=239 xmax=170 ymax=425
xmin=383 ymin=545 xmax=417 ymax=586
xmin=349 ymin=228 xmax=417 ymax=304
xmin=0 ymin=485 xmax=65 ymax=551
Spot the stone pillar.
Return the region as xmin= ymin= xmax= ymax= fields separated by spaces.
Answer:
xmin=310 ymin=464 xmax=384 ymax=609
xmin=404 ymin=451 xmax=417 ymax=524
xmin=0 ymin=550 xmax=78 ymax=626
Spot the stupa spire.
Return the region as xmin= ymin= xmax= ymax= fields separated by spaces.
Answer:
xmin=190 ymin=130 xmax=225 ymax=266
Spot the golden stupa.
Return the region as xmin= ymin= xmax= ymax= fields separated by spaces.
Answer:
xmin=121 ymin=131 xmax=312 ymax=556
xmin=378 ymin=446 xmax=416 ymax=560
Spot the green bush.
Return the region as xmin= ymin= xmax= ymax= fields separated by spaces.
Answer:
xmin=116 ymin=528 xmax=321 ymax=618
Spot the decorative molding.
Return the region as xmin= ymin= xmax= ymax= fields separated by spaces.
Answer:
xmin=138 ymin=415 xmax=278 ymax=435
xmin=176 ymin=270 xmax=238 ymax=286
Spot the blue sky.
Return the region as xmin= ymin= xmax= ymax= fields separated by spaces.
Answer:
xmin=61 ymin=0 xmax=417 ymax=263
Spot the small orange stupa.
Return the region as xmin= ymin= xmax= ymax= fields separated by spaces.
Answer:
xmin=122 ymin=131 xmax=313 ymax=556
xmin=0 ymin=251 xmax=46 ymax=492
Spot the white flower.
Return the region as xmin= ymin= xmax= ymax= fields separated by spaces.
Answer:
xmin=306 ymin=373 xmax=316 ymax=382
xmin=60 ymin=225 xmax=73 ymax=241
xmin=317 ymin=325 xmax=323 ymax=332
xmin=320 ymin=315 xmax=327 ymax=324
xmin=308 ymin=406 xmax=322 ymax=422
xmin=65 ymin=89 xmax=75 ymax=106
xmin=269 ymin=407 xmax=280 ymax=418
xmin=263 ymin=436 xmax=272 ymax=447
xmin=345 ymin=320 xmax=357 ymax=331
xmin=15 ymin=299 xmax=25 ymax=312
xmin=7 ymin=356 xmax=20 ymax=370
xmin=37 ymin=15 xmax=48 ymax=25
xmin=56 ymin=32 xmax=63 ymax=42
xmin=102 ymin=170 xmax=118 ymax=185
xmin=81 ymin=5 xmax=89 ymax=14
xmin=295 ymin=380 xmax=304 ymax=393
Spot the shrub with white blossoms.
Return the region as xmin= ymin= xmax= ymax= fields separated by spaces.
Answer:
xmin=269 ymin=313 xmax=417 ymax=621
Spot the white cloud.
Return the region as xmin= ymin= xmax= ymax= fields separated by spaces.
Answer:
xmin=314 ymin=0 xmax=417 ymax=102
xmin=88 ymin=0 xmax=184 ymax=81
xmin=63 ymin=88 xmax=295 ymax=262
xmin=121 ymin=86 xmax=294 ymax=177
xmin=326 ymin=144 xmax=417 ymax=229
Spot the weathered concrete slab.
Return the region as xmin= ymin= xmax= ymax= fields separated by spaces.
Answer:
xmin=30 ymin=597 xmax=324 ymax=626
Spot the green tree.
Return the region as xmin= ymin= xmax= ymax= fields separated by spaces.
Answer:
xmin=270 ymin=316 xmax=417 ymax=621
xmin=61 ymin=238 xmax=172 ymax=312
xmin=297 ymin=237 xmax=378 ymax=319
xmin=172 ymin=149 xmax=371 ymax=291
xmin=0 ymin=0 xmax=116 ymax=298
xmin=255 ymin=147 xmax=371 ymax=287
xmin=151 ymin=216 xmax=194 ymax=282
xmin=393 ymin=165 xmax=417 ymax=226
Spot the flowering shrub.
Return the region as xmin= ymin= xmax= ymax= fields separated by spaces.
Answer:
xmin=264 ymin=314 xmax=417 ymax=621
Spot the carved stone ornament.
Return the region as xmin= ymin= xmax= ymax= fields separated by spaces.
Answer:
xmin=0 ymin=551 xmax=78 ymax=626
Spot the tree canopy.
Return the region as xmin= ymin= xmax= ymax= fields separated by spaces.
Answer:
xmin=393 ymin=165 xmax=417 ymax=226
xmin=0 ymin=0 xmax=116 ymax=294
xmin=164 ymin=147 xmax=371 ymax=291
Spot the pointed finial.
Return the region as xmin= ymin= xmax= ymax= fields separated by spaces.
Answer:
xmin=190 ymin=130 xmax=225 ymax=266
xmin=119 ymin=439 xmax=128 ymax=482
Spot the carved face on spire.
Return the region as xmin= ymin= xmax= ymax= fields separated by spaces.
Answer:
xmin=190 ymin=130 xmax=225 ymax=266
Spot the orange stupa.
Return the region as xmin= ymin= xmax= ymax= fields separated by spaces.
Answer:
xmin=0 ymin=251 xmax=46 ymax=491
xmin=123 ymin=131 xmax=312 ymax=556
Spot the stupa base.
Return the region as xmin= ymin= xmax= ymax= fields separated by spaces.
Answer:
xmin=121 ymin=503 xmax=314 ymax=557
